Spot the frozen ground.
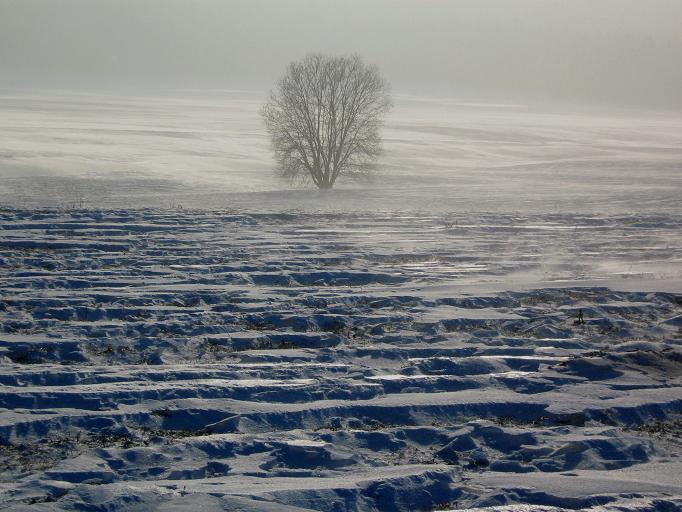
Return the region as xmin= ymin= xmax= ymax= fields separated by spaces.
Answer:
xmin=1 ymin=90 xmax=681 ymax=214
xmin=0 ymin=208 xmax=681 ymax=511
xmin=0 ymin=91 xmax=681 ymax=510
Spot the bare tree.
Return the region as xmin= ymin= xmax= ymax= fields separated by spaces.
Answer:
xmin=262 ymin=54 xmax=392 ymax=189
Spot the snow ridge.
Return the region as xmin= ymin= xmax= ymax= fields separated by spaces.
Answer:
xmin=1 ymin=208 xmax=681 ymax=511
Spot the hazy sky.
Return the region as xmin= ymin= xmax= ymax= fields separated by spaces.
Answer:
xmin=1 ymin=0 xmax=681 ymax=109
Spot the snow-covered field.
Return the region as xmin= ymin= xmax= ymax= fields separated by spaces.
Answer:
xmin=1 ymin=92 xmax=681 ymax=511
xmin=2 ymin=90 xmax=681 ymax=214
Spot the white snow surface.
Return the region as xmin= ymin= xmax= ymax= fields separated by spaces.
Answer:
xmin=1 ymin=90 xmax=681 ymax=215
xmin=1 ymin=92 xmax=681 ymax=511
xmin=0 ymin=207 xmax=680 ymax=511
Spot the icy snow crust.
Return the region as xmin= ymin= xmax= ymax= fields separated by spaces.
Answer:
xmin=0 ymin=208 xmax=681 ymax=511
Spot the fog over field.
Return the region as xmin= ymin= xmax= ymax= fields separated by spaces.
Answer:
xmin=1 ymin=2 xmax=682 ymax=512
xmin=3 ymin=0 xmax=682 ymax=108
xmin=1 ymin=90 xmax=681 ymax=214
xmin=2 ymin=0 xmax=682 ymax=212
xmin=2 ymin=0 xmax=681 ymax=212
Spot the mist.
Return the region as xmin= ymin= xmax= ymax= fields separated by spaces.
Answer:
xmin=3 ymin=3 xmax=682 ymax=509
xmin=2 ymin=0 xmax=682 ymax=110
